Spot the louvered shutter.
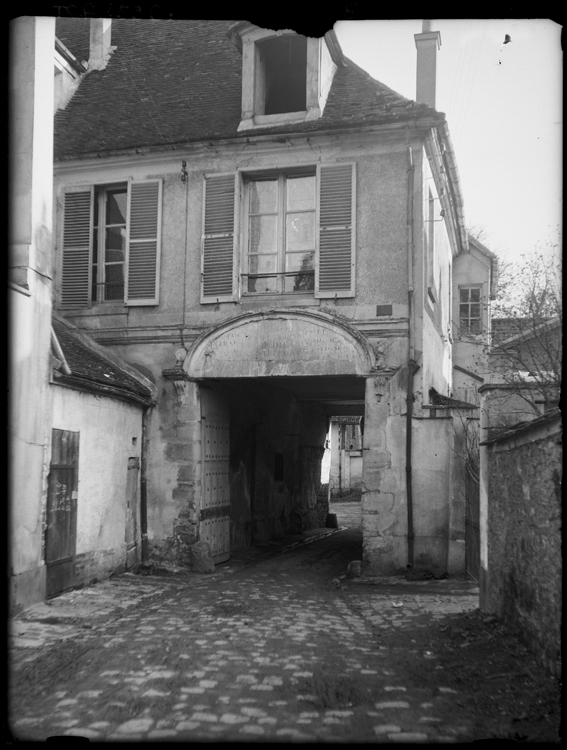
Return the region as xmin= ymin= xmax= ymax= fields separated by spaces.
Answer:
xmin=316 ymin=163 xmax=356 ymax=298
xmin=61 ymin=187 xmax=93 ymax=309
xmin=201 ymin=173 xmax=238 ymax=303
xmin=125 ymin=179 xmax=162 ymax=306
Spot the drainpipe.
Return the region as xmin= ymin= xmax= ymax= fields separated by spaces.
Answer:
xmin=140 ymin=407 xmax=149 ymax=563
xmin=406 ymin=143 xmax=419 ymax=568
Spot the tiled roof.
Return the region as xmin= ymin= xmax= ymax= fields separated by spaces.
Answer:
xmin=56 ymin=17 xmax=91 ymax=65
xmin=52 ymin=317 xmax=154 ymax=404
xmin=491 ymin=316 xmax=559 ymax=347
xmin=54 ymin=20 xmax=441 ymax=159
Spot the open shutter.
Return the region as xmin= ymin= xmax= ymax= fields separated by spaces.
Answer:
xmin=316 ymin=163 xmax=356 ymax=298
xmin=61 ymin=187 xmax=93 ymax=309
xmin=201 ymin=173 xmax=238 ymax=303
xmin=125 ymin=179 xmax=162 ymax=306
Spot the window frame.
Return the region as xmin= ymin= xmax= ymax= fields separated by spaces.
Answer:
xmin=458 ymin=285 xmax=483 ymax=336
xmin=59 ymin=178 xmax=162 ymax=310
xmin=92 ymin=183 xmax=128 ymax=304
xmin=200 ymin=163 xmax=356 ymax=304
xmin=241 ymin=169 xmax=317 ymax=296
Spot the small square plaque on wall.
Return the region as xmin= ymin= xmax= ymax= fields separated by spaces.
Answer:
xmin=376 ymin=305 xmax=393 ymax=317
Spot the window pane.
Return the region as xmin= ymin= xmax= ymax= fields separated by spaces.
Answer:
xmin=106 ymin=189 xmax=127 ymax=225
xmin=249 ymin=215 xmax=277 ymax=253
xmin=470 ymin=288 xmax=481 ymax=301
xmin=286 ymin=212 xmax=314 ymax=252
xmin=285 ymin=271 xmax=315 ymax=292
xmin=285 ymin=251 xmax=314 ymax=272
xmin=460 ymin=288 xmax=470 ymax=302
xmin=249 ymin=254 xmax=277 ymax=274
xmin=92 ymin=228 xmax=98 ymax=263
xmin=91 ymin=264 xmax=98 ymax=302
xmin=459 ymin=304 xmax=470 ymax=319
xmin=248 ymin=276 xmax=277 ymax=293
xmin=286 ymin=176 xmax=315 ymax=211
xmin=105 ymin=227 xmax=126 ymax=258
xmin=470 ymin=304 xmax=481 ymax=318
xmin=470 ymin=319 xmax=481 ymax=334
xmin=104 ymin=264 xmax=124 ymax=300
xmin=249 ymin=180 xmax=277 ymax=214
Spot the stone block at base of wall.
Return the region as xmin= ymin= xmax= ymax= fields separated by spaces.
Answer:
xmin=9 ymin=565 xmax=47 ymax=615
xmin=188 ymin=540 xmax=215 ymax=573
xmin=75 ymin=547 xmax=129 ymax=586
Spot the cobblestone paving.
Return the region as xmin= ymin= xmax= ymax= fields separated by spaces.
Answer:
xmin=9 ymin=504 xmax=483 ymax=743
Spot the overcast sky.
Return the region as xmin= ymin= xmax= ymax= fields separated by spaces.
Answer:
xmin=333 ymin=19 xmax=562 ymax=263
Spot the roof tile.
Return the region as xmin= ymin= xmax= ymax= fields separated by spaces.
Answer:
xmin=52 ymin=318 xmax=154 ymax=403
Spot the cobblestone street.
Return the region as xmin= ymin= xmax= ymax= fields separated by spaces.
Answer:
xmin=9 ymin=503 xmax=560 ymax=743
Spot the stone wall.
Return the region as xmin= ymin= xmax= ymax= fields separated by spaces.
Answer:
xmin=482 ymin=412 xmax=561 ymax=675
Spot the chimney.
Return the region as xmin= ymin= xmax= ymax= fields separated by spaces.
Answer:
xmin=89 ymin=18 xmax=112 ymax=71
xmin=414 ymin=20 xmax=441 ymax=108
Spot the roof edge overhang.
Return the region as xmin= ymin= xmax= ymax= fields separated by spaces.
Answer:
xmin=51 ymin=373 xmax=155 ymax=407
xmin=54 ymin=117 xmax=446 ymax=169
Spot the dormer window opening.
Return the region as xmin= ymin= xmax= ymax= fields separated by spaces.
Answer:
xmin=256 ymin=35 xmax=307 ymax=115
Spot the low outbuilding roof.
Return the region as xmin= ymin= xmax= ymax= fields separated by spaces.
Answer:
xmin=51 ymin=317 xmax=156 ymax=405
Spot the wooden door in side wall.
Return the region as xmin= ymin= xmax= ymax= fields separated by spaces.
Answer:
xmin=200 ymin=389 xmax=231 ymax=564
xmin=46 ymin=429 xmax=79 ymax=597
xmin=125 ymin=456 xmax=140 ymax=568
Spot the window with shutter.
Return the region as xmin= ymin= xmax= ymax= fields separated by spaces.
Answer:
xmin=200 ymin=164 xmax=356 ymax=304
xmin=201 ymin=174 xmax=238 ymax=303
xmin=126 ymin=180 xmax=162 ymax=306
xmin=61 ymin=188 xmax=93 ymax=309
xmin=60 ymin=180 xmax=162 ymax=309
xmin=316 ymin=163 xmax=356 ymax=298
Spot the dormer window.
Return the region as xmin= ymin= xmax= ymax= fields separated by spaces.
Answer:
xmin=256 ymin=35 xmax=307 ymax=115
xmin=232 ymin=24 xmax=326 ymax=131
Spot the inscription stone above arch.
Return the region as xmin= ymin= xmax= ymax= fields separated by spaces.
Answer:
xmin=184 ymin=310 xmax=375 ymax=379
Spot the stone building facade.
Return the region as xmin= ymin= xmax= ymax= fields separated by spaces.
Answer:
xmin=12 ymin=19 xmax=497 ymax=600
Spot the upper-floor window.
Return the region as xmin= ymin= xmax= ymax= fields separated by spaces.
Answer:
xmin=426 ymin=188 xmax=437 ymax=303
xmin=60 ymin=180 xmax=162 ymax=309
xmin=201 ymin=164 xmax=355 ymax=302
xmin=92 ymin=185 xmax=127 ymax=302
xmin=244 ymin=172 xmax=315 ymax=294
xmin=459 ymin=286 xmax=482 ymax=334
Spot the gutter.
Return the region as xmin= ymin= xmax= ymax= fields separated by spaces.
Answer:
xmin=437 ymin=121 xmax=468 ymax=254
xmin=54 ymin=118 xmax=445 ymax=165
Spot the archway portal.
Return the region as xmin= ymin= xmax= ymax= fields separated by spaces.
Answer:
xmin=184 ymin=312 xmax=370 ymax=557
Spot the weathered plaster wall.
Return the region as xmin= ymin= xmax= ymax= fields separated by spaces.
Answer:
xmin=9 ymin=17 xmax=55 ymax=614
xmin=419 ymin=145 xmax=453 ymax=398
xmin=51 ymin=386 xmax=143 ymax=584
xmin=9 ymin=282 xmax=52 ymax=612
xmin=452 ymin=245 xmax=492 ymax=375
xmin=482 ymin=419 xmax=561 ymax=675
xmin=54 ymin=132 xmax=412 ymax=336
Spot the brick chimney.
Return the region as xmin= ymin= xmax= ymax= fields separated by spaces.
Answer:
xmin=414 ymin=20 xmax=441 ymax=108
xmin=89 ymin=18 xmax=112 ymax=71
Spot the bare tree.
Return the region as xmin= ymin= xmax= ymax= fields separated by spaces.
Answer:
xmin=489 ymin=246 xmax=562 ymax=418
